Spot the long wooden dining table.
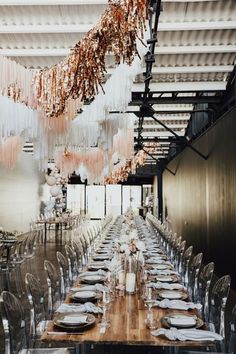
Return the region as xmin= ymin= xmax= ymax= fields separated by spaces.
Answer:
xmin=41 ymin=216 xmax=216 ymax=352
xmin=41 ymin=284 xmax=212 ymax=349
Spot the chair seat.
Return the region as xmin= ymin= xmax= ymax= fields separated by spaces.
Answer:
xmin=36 ymin=320 xmax=51 ymax=336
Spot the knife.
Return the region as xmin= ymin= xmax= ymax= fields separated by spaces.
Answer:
xmin=47 ymin=331 xmax=84 ymax=335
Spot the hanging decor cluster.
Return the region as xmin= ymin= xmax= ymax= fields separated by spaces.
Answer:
xmin=104 ymin=143 xmax=158 ymax=184
xmin=0 ymin=0 xmax=149 ymax=180
xmin=1 ymin=0 xmax=147 ymax=119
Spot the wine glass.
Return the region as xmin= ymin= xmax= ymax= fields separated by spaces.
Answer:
xmin=144 ymin=287 xmax=156 ymax=313
xmin=98 ymin=291 xmax=111 ymax=328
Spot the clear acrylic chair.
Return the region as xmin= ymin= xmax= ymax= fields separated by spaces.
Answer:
xmin=177 ymin=240 xmax=186 ymax=274
xmin=23 ymin=231 xmax=37 ymax=259
xmin=0 ymin=291 xmax=75 ymax=354
xmin=44 ymin=260 xmax=61 ymax=314
xmin=180 ymin=304 xmax=236 ymax=354
xmin=25 ymin=273 xmax=48 ymax=340
xmin=56 ymin=251 xmax=70 ymax=297
xmin=71 ymin=240 xmax=83 ymax=271
xmin=182 ymin=246 xmax=193 ymax=286
xmin=78 ymin=236 xmax=89 ymax=265
xmin=209 ymin=275 xmax=231 ymax=339
xmin=172 ymin=236 xmax=182 ymax=267
xmin=188 ymin=252 xmax=203 ymax=301
xmin=65 ymin=244 xmax=78 ymax=282
xmin=228 ymin=304 xmax=236 ymax=353
xmin=198 ymin=262 xmax=215 ymax=322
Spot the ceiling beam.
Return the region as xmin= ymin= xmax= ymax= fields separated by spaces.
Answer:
xmin=134 ymin=137 xmax=174 ymax=142
xmin=135 ymin=114 xmax=190 ymax=121
xmin=0 ymin=0 xmax=220 ymax=4
xmin=0 ymin=24 xmax=93 ymax=34
xmin=134 ymin=131 xmax=185 ymax=137
xmin=149 ymin=110 xmax=193 ymax=114
xmin=130 ymin=95 xmax=222 ymax=106
xmin=136 ymin=123 xmax=188 ymax=129
xmin=0 ymin=21 xmax=235 ymax=34
xmin=132 ymin=81 xmax=227 ymax=92
xmin=151 ymin=65 xmax=234 ymax=74
xmin=155 ymin=44 xmax=236 ymax=55
xmin=158 ymin=21 xmax=236 ymax=32
xmin=1 ymin=46 xmax=235 ymax=57
xmin=0 ymin=0 xmax=108 ymax=4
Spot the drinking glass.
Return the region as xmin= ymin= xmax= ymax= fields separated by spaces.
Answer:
xmin=98 ymin=291 xmax=111 ymax=328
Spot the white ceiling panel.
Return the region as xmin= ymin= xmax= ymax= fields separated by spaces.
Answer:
xmin=0 ymin=0 xmax=234 ymax=166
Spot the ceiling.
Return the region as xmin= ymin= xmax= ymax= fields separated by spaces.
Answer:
xmin=0 ymin=0 xmax=235 ymax=164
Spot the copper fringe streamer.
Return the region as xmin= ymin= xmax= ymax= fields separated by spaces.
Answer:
xmin=54 ymin=148 xmax=105 ymax=178
xmin=0 ymin=136 xmax=23 ymax=169
xmin=0 ymin=0 xmax=147 ymax=123
xmin=104 ymin=143 xmax=158 ymax=184
xmin=32 ymin=0 xmax=147 ymax=118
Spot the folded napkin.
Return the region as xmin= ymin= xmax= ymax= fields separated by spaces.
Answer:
xmin=149 ymin=269 xmax=177 ymax=275
xmin=153 ymin=299 xmax=202 ymax=310
xmin=151 ymin=328 xmax=223 ymax=342
xmin=146 ymin=258 xmax=168 ymax=264
xmin=149 ymin=282 xmax=186 ymax=291
xmin=78 ymin=269 xmax=107 ymax=278
xmin=56 ymin=302 xmax=103 ymax=314
xmin=168 ymin=316 xmax=196 ymax=326
xmin=60 ymin=315 xmax=88 ymax=324
xmin=70 ymin=283 xmax=109 ymax=292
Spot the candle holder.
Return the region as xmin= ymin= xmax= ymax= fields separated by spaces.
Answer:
xmin=125 ymin=255 xmax=137 ymax=294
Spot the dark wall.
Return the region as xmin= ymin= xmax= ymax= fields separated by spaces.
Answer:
xmin=163 ymin=107 xmax=236 ymax=290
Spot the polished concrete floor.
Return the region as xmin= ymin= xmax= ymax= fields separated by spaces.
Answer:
xmin=0 ymin=228 xmax=73 ymax=354
xmin=0 ymin=226 xmax=235 ymax=354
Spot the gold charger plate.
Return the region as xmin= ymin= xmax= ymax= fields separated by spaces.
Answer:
xmin=54 ymin=312 xmax=96 ymax=331
xmin=93 ymin=254 xmax=111 ymax=261
xmin=80 ymin=274 xmax=106 ymax=284
xmin=70 ymin=290 xmax=102 ymax=303
xmin=153 ymin=274 xmax=179 ymax=283
xmin=87 ymin=263 xmax=108 ymax=271
xmin=157 ymin=290 xmax=188 ymax=301
xmin=161 ymin=314 xmax=204 ymax=329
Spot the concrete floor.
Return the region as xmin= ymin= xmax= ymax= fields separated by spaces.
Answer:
xmin=0 ymin=228 xmax=73 ymax=353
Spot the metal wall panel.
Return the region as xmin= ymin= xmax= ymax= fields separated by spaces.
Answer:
xmin=163 ymin=106 xmax=236 ymax=289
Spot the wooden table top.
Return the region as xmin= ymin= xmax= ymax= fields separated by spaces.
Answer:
xmin=42 ymin=288 xmax=211 ymax=347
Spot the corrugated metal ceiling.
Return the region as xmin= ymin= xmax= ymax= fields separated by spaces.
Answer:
xmin=0 ymin=0 xmax=235 ymax=161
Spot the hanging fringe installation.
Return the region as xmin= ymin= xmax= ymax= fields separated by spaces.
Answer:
xmin=0 ymin=136 xmax=23 ymax=169
xmin=0 ymin=95 xmax=39 ymax=144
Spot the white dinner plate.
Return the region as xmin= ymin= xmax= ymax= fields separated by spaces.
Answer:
xmin=155 ymin=275 xmax=176 ymax=282
xmin=80 ymin=274 xmax=105 ymax=284
xmin=58 ymin=314 xmax=88 ymax=326
xmin=73 ymin=291 xmax=97 ymax=299
xmin=159 ymin=290 xmax=183 ymax=299
xmin=153 ymin=264 xmax=171 ymax=270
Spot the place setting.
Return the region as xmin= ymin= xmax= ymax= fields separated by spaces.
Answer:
xmin=160 ymin=313 xmax=204 ymax=329
xmin=53 ymin=312 xmax=96 ymax=332
xmin=156 ymin=289 xmax=188 ymax=301
xmin=78 ymin=269 xmax=107 ymax=285
xmin=87 ymin=262 xmax=109 ymax=271
xmin=152 ymin=274 xmax=180 ymax=283
xmin=69 ymin=290 xmax=102 ymax=303
xmin=92 ymin=254 xmax=112 ymax=261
